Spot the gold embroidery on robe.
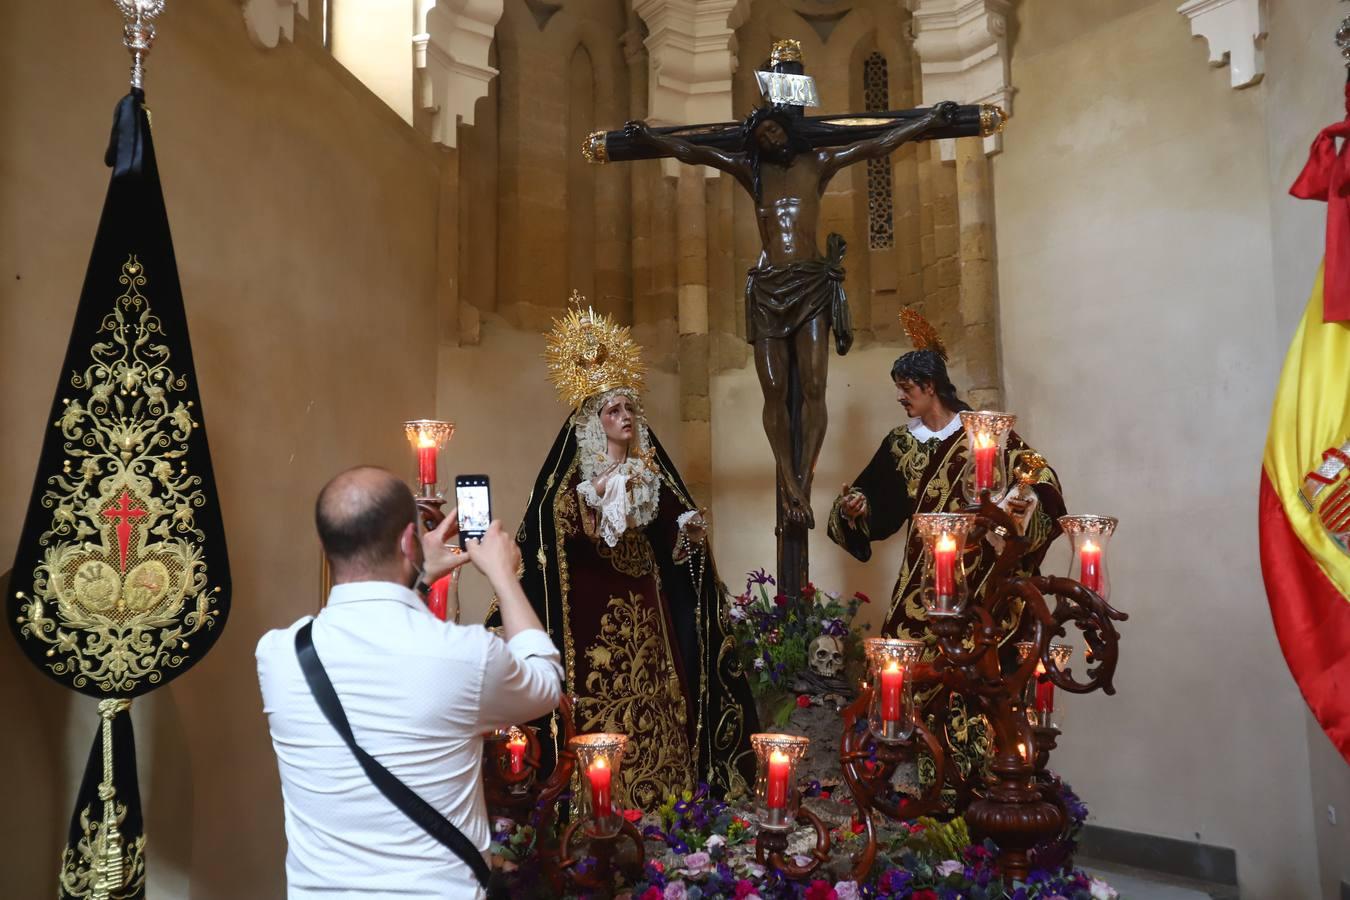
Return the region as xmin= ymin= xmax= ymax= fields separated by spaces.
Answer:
xmin=575 ymin=591 xmax=695 ymax=811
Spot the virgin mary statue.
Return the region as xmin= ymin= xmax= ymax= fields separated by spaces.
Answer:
xmin=500 ymin=300 xmax=757 ymax=811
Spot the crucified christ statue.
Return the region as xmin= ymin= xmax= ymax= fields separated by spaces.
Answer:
xmin=622 ymin=99 xmax=958 ymax=529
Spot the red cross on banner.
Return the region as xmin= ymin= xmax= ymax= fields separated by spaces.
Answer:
xmin=102 ymin=488 xmax=146 ymax=573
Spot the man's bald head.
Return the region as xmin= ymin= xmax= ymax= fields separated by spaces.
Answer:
xmin=315 ymin=467 xmax=417 ymax=577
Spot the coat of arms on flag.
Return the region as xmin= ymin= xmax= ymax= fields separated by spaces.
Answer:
xmin=1302 ymin=440 xmax=1350 ymax=554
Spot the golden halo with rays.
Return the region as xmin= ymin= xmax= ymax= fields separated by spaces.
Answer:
xmin=544 ymin=291 xmax=647 ymax=409
xmin=899 ymin=307 xmax=948 ymax=362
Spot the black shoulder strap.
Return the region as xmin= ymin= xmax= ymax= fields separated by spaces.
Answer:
xmin=294 ymin=622 xmax=492 ymax=890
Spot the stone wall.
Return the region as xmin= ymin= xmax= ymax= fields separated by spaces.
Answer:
xmin=0 ymin=3 xmax=444 ymax=896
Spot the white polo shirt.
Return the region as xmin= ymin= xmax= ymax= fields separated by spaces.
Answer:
xmin=256 ymin=581 xmax=562 ymax=899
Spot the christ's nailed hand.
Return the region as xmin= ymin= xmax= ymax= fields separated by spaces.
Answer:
xmin=928 ymin=101 xmax=958 ymax=127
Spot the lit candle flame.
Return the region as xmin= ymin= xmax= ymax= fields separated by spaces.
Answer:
xmin=418 ymin=431 xmax=437 ymax=449
xmin=975 ymin=432 xmax=997 ymax=450
xmin=769 ymin=749 xmax=789 ymax=765
xmin=1017 ymin=742 xmax=1028 ymax=762
xmin=590 ymin=755 xmax=609 ymax=772
xmin=1035 ymin=661 xmax=1046 ymax=675
xmin=936 ymin=533 xmax=957 ymax=553
xmin=1083 ymin=539 xmax=1099 ymax=553
xmin=884 ymin=660 xmax=901 ymax=674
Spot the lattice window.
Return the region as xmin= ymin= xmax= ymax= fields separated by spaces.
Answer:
xmin=864 ymin=52 xmax=894 ymax=251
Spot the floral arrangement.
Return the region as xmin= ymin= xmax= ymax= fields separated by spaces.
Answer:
xmin=621 ymin=822 xmax=1119 ymax=900
xmin=517 ymin=780 xmax=1118 ymax=900
xmin=728 ymin=570 xmax=871 ymax=723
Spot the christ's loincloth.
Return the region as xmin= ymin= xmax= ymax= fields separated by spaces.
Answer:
xmin=744 ymin=232 xmax=852 ymax=354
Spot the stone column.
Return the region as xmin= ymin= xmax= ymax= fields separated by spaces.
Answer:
xmin=955 ymin=138 xmax=999 ymax=409
xmin=677 ymin=167 xmax=712 ymax=505
xmin=910 ymin=0 xmax=1013 ymax=404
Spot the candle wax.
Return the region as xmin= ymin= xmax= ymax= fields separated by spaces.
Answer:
xmin=973 ymin=435 xmax=997 ymax=493
xmin=934 ymin=533 xmax=957 ymax=601
xmin=766 ymin=749 xmax=790 ymax=810
xmin=1080 ymin=540 xmax=1103 ymax=593
xmin=508 ymin=738 xmax=527 ymax=775
xmin=588 ymin=757 xmax=612 ymax=818
xmin=880 ymin=661 xmax=904 ymax=722
xmin=417 ymin=443 xmax=438 ymax=487
xmin=426 ymin=575 xmax=452 ymax=621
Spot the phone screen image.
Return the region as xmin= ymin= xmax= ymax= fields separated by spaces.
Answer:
xmin=456 ymin=478 xmax=491 ymax=538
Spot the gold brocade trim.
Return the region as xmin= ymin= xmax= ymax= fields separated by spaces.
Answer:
xmin=552 ymin=457 xmax=582 ymax=698
xmin=15 ymin=257 xmax=222 ymax=692
xmin=575 ymin=591 xmax=695 ymax=811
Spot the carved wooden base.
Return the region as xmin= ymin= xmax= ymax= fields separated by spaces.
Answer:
xmin=965 ymin=753 xmax=1066 ymax=881
xmin=754 ymin=805 xmax=831 ymax=880
xmin=558 ymin=816 xmax=646 ymax=899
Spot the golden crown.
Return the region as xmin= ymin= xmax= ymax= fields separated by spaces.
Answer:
xmin=900 ymin=307 xmax=949 ymax=361
xmin=770 ymin=39 xmax=803 ymax=64
xmin=545 ymin=293 xmax=647 ymax=409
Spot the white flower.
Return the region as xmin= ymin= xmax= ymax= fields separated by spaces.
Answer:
xmin=729 ymin=605 xmax=748 ymax=622
xmin=706 ymin=835 xmax=726 ymax=851
xmin=834 ymin=881 xmax=862 ymax=900
xmin=753 ymin=657 xmax=766 ymax=671
xmin=936 ymin=859 xmax=964 ymax=877
xmin=1089 ymin=878 xmax=1119 ymax=900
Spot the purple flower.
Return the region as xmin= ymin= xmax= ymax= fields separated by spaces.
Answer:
xmin=681 ymin=851 xmax=712 ymax=873
xmin=834 ymin=881 xmax=861 ymax=900
xmin=936 ymin=860 xmax=963 ymax=878
xmin=664 ymin=883 xmax=688 ymax=900
xmin=748 ymin=568 xmax=775 ymax=586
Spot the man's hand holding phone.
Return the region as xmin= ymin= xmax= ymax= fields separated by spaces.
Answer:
xmin=421 ymin=507 xmax=474 ymax=584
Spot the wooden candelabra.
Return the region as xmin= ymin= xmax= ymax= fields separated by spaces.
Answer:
xmin=840 ymin=493 xmax=1127 ymax=881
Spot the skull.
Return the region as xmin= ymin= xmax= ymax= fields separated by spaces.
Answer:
xmin=808 ymin=634 xmax=845 ymax=680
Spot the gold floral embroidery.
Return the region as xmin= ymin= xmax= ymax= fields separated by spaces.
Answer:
xmin=14 ymin=257 xmax=222 ymax=693
xmin=575 ymin=591 xmax=694 ymax=811
xmin=554 ymin=487 xmax=579 ymax=538
xmin=597 ymin=530 xmax=655 ymax=578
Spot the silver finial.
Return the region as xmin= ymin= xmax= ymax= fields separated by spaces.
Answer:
xmin=114 ymin=0 xmax=166 ymax=90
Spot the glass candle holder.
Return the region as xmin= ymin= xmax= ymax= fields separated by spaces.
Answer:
xmin=1058 ymin=514 xmax=1118 ymax=602
xmin=1017 ymin=641 xmax=1073 ymax=729
xmin=569 ymin=733 xmax=627 ymax=837
xmin=863 ymin=637 xmax=925 ymax=744
xmin=750 ymin=733 xmax=810 ymax=831
xmin=403 ymin=419 xmax=456 ymax=490
xmin=914 ymin=512 xmax=977 ymax=617
xmin=959 ymin=411 xmax=1017 ymax=499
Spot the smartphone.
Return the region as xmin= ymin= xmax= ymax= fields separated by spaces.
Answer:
xmin=454 ymin=474 xmax=491 ymax=548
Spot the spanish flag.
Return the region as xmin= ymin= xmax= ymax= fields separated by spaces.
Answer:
xmin=1260 ymin=264 xmax=1350 ymax=764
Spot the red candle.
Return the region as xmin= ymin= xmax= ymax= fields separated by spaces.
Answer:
xmin=973 ymin=433 xmax=997 ymax=494
xmin=1079 ymin=540 xmax=1102 ymax=593
xmin=766 ymin=749 xmax=790 ymax=810
xmin=880 ymin=660 xmax=904 ymax=722
xmin=507 ymin=735 xmax=527 ymax=774
xmin=1034 ymin=662 xmax=1054 ymax=714
xmin=426 ymin=575 xmax=452 ymax=621
xmin=934 ymin=533 xmax=957 ymax=601
xmin=417 ymin=440 xmax=438 ymax=487
xmin=588 ymin=757 xmax=612 ymax=819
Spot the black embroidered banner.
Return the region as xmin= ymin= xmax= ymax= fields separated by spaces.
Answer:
xmin=7 ymin=87 xmax=230 ymax=898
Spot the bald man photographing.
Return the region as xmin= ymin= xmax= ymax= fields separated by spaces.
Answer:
xmin=256 ymin=466 xmax=561 ymax=899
